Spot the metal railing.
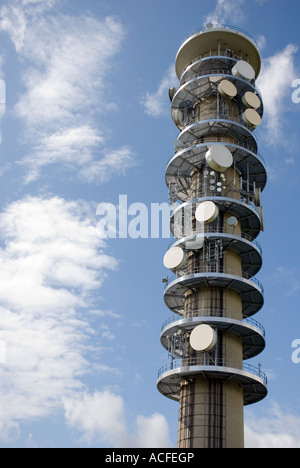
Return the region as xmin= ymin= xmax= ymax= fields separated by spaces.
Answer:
xmin=158 ymin=358 xmax=267 ymax=385
xmin=175 ymin=108 xmax=256 ymax=133
xmin=177 ymin=68 xmax=260 ymax=94
xmin=178 ymin=25 xmax=259 ymax=82
xmin=168 ymin=226 xmax=262 ymax=255
xmin=169 ymin=183 xmax=259 ymax=213
xmin=222 ymin=24 xmax=258 ymax=46
xmin=164 ymin=266 xmax=264 ymax=295
xmin=161 ymin=311 xmax=265 ymax=337
xmin=179 ymin=67 xmax=232 ymax=87
xmin=168 ymin=137 xmax=264 ymax=167
xmin=176 ymin=69 xmax=263 ymax=111
xmin=181 ymin=24 xmax=258 ymax=54
xmin=181 ymin=48 xmax=241 ymax=68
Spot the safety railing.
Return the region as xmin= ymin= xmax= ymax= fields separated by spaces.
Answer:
xmin=168 ymin=226 xmax=262 ymax=255
xmin=168 ymin=137 xmax=265 ymax=166
xmin=158 ymin=358 xmax=267 ymax=385
xmin=161 ymin=311 xmax=265 ymax=337
xmin=168 ymin=180 xmax=260 ymax=211
xmin=222 ymin=24 xmax=258 ymax=46
xmin=177 ymin=67 xmax=260 ymax=93
xmin=178 ymin=25 xmax=259 ymax=82
xmin=175 ymin=108 xmax=257 ymax=133
xmin=164 ymin=266 xmax=264 ymax=295
xmin=177 ymin=70 xmax=262 ymax=108
xmin=180 ymin=24 xmax=258 ymax=59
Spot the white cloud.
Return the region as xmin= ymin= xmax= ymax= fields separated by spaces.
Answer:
xmin=266 ymin=266 xmax=300 ymax=296
xmin=64 ymin=390 xmax=128 ymax=446
xmin=258 ymin=44 xmax=298 ymax=144
xmin=256 ymin=35 xmax=266 ymax=50
xmin=0 ymin=195 xmax=172 ymax=447
xmin=141 ymin=65 xmax=177 ymax=117
xmin=20 ymin=125 xmax=105 ymax=183
xmin=0 ymin=195 xmax=119 ymax=308
xmin=13 ymin=14 xmax=125 ymax=125
xmin=254 ymin=0 xmax=269 ymax=5
xmin=245 ymin=403 xmax=300 ymax=448
xmin=0 ymin=4 xmax=27 ymax=52
xmin=64 ymin=390 xmax=173 ymax=448
xmin=79 ymin=147 xmax=136 ymax=185
xmin=134 ymin=413 xmax=173 ymax=448
xmin=0 ymin=58 xmax=7 ymax=144
xmin=20 ymin=0 xmax=56 ymax=6
xmin=0 ymin=1 xmax=136 ymax=183
xmin=0 ymin=195 xmax=119 ymax=440
xmin=204 ymin=0 xmax=246 ymax=26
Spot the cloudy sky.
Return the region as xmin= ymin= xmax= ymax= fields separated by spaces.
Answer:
xmin=0 ymin=0 xmax=300 ymax=448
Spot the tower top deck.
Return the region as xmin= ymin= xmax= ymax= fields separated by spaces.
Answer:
xmin=175 ymin=24 xmax=261 ymax=80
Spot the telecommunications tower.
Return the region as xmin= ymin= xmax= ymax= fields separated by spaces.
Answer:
xmin=158 ymin=24 xmax=267 ymax=448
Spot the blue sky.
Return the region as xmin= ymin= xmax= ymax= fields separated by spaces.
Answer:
xmin=0 ymin=0 xmax=299 ymax=448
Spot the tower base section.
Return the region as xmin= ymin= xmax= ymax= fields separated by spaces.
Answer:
xmin=177 ymin=378 xmax=244 ymax=448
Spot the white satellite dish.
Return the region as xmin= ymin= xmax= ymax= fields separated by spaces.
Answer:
xmin=218 ymin=79 xmax=238 ymax=99
xmin=227 ymin=216 xmax=238 ymax=227
xmin=209 ymin=75 xmax=221 ymax=83
xmin=195 ymin=201 xmax=219 ymax=224
xmin=232 ymin=60 xmax=255 ymax=82
xmin=172 ymin=109 xmax=184 ymax=127
xmin=190 ymin=324 xmax=217 ymax=352
xmin=242 ymin=108 xmax=261 ymax=128
xmin=242 ymin=91 xmax=261 ymax=109
xmin=168 ymin=87 xmax=177 ymax=102
xmin=206 ymin=144 xmax=233 ymax=172
xmin=163 ymin=246 xmax=186 ymax=271
xmin=184 ymin=235 xmax=205 ymax=250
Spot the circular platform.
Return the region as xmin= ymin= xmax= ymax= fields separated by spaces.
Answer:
xmin=175 ymin=118 xmax=258 ymax=149
xmin=160 ymin=315 xmax=266 ymax=360
xmin=170 ymin=196 xmax=262 ymax=240
xmin=170 ymin=232 xmax=262 ymax=277
xmin=175 ymin=27 xmax=261 ymax=80
xmin=157 ymin=359 xmax=267 ymax=405
xmin=171 ymin=73 xmax=263 ymax=130
xmin=164 ymin=270 xmax=264 ymax=317
xmin=166 ymin=141 xmax=266 ymax=192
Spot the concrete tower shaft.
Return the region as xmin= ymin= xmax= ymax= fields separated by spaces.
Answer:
xmin=158 ymin=25 xmax=267 ymax=449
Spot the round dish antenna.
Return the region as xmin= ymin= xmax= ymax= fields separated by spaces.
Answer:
xmin=195 ymin=201 xmax=219 ymax=223
xmin=168 ymin=87 xmax=177 ymax=102
xmin=227 ymin=216 xmax=238 ymax=227
xmin=232 ymin=60 xmax=255 ymax=81
xmin=242 ymin=108 xmax=262 ymax=128
xmin=163 ymin=246 xmax=186 ymax=271
xmin=218 ymin=79 xmax=237 ymax=99
xmin=190 ymin=324 xmax=217 ymax=352
xmin=206 ymin=144 xmax=233 ymax=172
xmin=242 ymin=91 xmax=261 ymax=109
